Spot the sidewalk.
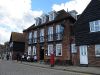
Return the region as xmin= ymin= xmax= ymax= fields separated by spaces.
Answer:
xmin=20 ymin=61 xmax=100 ymax=75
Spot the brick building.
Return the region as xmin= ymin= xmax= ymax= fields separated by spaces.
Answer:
xmin=23 ymin=10 xmax=77 ymax=65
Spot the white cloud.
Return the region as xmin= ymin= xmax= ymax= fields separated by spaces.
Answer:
xmin=0 ymin=0 xmax=43 ymax=44
xmin=52 ymin=0 xmax=91 ymax=14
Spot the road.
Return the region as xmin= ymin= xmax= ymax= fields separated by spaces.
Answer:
xmin=0 ymin=60 xmax=92 ymax=75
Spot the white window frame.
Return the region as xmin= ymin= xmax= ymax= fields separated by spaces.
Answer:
xmin=41 ymin=15 xmax=46 ymax=24
xmin=48 ymin=27 xmax=53 ymax=41
xmin=28 ymin=46 xmax=31 ymax=55
xmin=71 ymin=44 xmax=77 ymax=53
xmin=49 ymin=11 xmax=56 ymax=21
xmin=28 ymin=32 xmax=32 ymax=44
xmin=40 ymin=29 xmax=44 ymax=42
xmin=35 ymin=17 xmax=41 ymax=26
xmin=29 ymin=32 xmax=32 ymax=39
xmin=32 ymin=46 xmax=36 ymax=55
xmin=89 ymin=20 xmax=100 ymax=32
xmin=48 ymin=44 xmax=53 ymax=56
xmin=33 ymin=31 xmax=37 ymax=43
xmin=10 ymin=42 xmax=13 ymax=47
xmin=95 ymin=45 xmax=100 ymax=57
xmin=56 ymin=44 xmax=62 ymax=56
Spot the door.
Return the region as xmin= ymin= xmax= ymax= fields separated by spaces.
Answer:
xmin=79 ymin=46 xmax=88 ymax=64
xmin=40 ymin=47 xmax=44 ymax=60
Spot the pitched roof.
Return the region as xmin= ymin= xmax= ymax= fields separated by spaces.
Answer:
xmin=74 ymin=0 xmax=100 ymax=25
xmin=24 ymin=9 xmax=76 ymax=32
xmin=10 ymin=32 xmax=25 ymax=42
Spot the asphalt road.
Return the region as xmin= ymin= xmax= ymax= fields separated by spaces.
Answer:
xmin=0 ymin=60 xmax=92 ymax=75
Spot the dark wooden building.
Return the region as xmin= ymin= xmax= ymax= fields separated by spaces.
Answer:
xmin=9 ymin=32 xmax=25 ymax=60
xmin=74 ymin=0 xmax=100 ymax=66
xmin=23 ymin=9 xmax=77 ymax=65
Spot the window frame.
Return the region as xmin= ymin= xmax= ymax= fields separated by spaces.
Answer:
xmin=28 ymin=46 xmax=32 ymax=55
xmin=89 ymin=20 xmax=100 ymax=32
xmin=48 ymin=44 xmax=53 ymax=56
xmin=32 ymin=46 xmax=36 ymax=55
xmin=71 ymin=44 xmax=77 ymax=53
xmin=33 ymin=31 xmax=37 ymax=43
xmin=48 ymin=26 xmax=53 ymax=41
xmin=40 ymin=29 xmax=44 ymax=42
xmin=56 ymin=44 xmax=62 ymax=56
xmin=95 ymin=45 xmax=100 ymax=57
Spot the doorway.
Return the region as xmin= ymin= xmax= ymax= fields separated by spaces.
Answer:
xmin=40 ymin=47 xmax=44 ymax=60
xmin=79 ymin=45 xmax=88 ymax=65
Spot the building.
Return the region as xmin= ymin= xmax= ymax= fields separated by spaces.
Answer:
xmin=24 ymin=9 xmax=77 ymax=65
xmin=0 ymin=44 xmax=5 ymax=59
xmin=9 ymin=32 xmax=25 ymax=60
xmin=74 ymin=0 xmax=100 ymax=66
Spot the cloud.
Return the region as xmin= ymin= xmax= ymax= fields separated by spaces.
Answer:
xmin=0 ymin=0 xmax=43 ymax=44
xmin=52 ymin=0 xmax=91 ymax=14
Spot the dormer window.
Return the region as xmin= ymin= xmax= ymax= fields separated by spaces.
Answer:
xmin=49 ymin=11 xmax=57 ymax=21
xmin=35 ymin=17 xmax=41 ymax=26
xmin=89 ymin=20 xmax=100 ymax=32
xmin=41 ymin=14 xmax=48 ymax=24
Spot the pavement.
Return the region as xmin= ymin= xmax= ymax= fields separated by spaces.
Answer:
xmin=17 ymin=61 xmax=100 ymax=75
xmin=0 ymin=60 xmax=91 ymax=75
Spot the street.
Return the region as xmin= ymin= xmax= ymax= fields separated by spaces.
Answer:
xmin=0 ymin=60 xmax=92 ymax=75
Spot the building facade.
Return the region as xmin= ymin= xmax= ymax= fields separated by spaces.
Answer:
xmin=24 ymin=10 xmax=77 ymax=65
xmin=74 ymin=0 xmax=100 ymax=66
xmin=9 ymin=32 xmax=25 ymax=60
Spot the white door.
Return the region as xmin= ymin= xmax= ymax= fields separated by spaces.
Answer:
xmin=79 ymin=46 xmax=88 ymax=64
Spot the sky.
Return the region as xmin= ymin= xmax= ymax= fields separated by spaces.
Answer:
xmin=0 ymin=0 xmax=91 ymax=44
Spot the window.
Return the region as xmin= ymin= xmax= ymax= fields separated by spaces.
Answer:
xmin=89 ymin=20 xmax=100 ymax=32
xmin=28 ymin=46 xmax=31 ymax=55
xmin=56 ymin=44 xmax=62 ymax=56
xmin=33 ymin=31 xmax=37 ymax=43
xmin=40 ymin=29 xmax=44 ymax=42
xmin=32 ymin=46 xmax=36 ymax=55
xmin=49 ymin=11 xmax=56 ymax=21
xmin=41 ymin=15 xmax=47 ymax=24
xmin=28 ymin=32 xmax=32 ymax=44
xmin=71 ymin=44 xmax=77 ymax=53
xmin=56 ymin=25 xmax=64 ymax=40
xmin=95 ymin=45 xmax=100 ymax=57
xmin=48 ymin=27 xmax=53 ymax=41
xmin=10 ymin=42 xmax=13 ymax=47
xmin=35 ymin=17 xmax=41 ymax=26
xmin=48 ymin=44 xmax=53 ymax=56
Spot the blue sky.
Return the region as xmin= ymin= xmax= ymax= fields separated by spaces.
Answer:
xmin=0 ymin=0 xmax=91 ymax=44
xmin=31 ymin=0 xmax=70 ymax=13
